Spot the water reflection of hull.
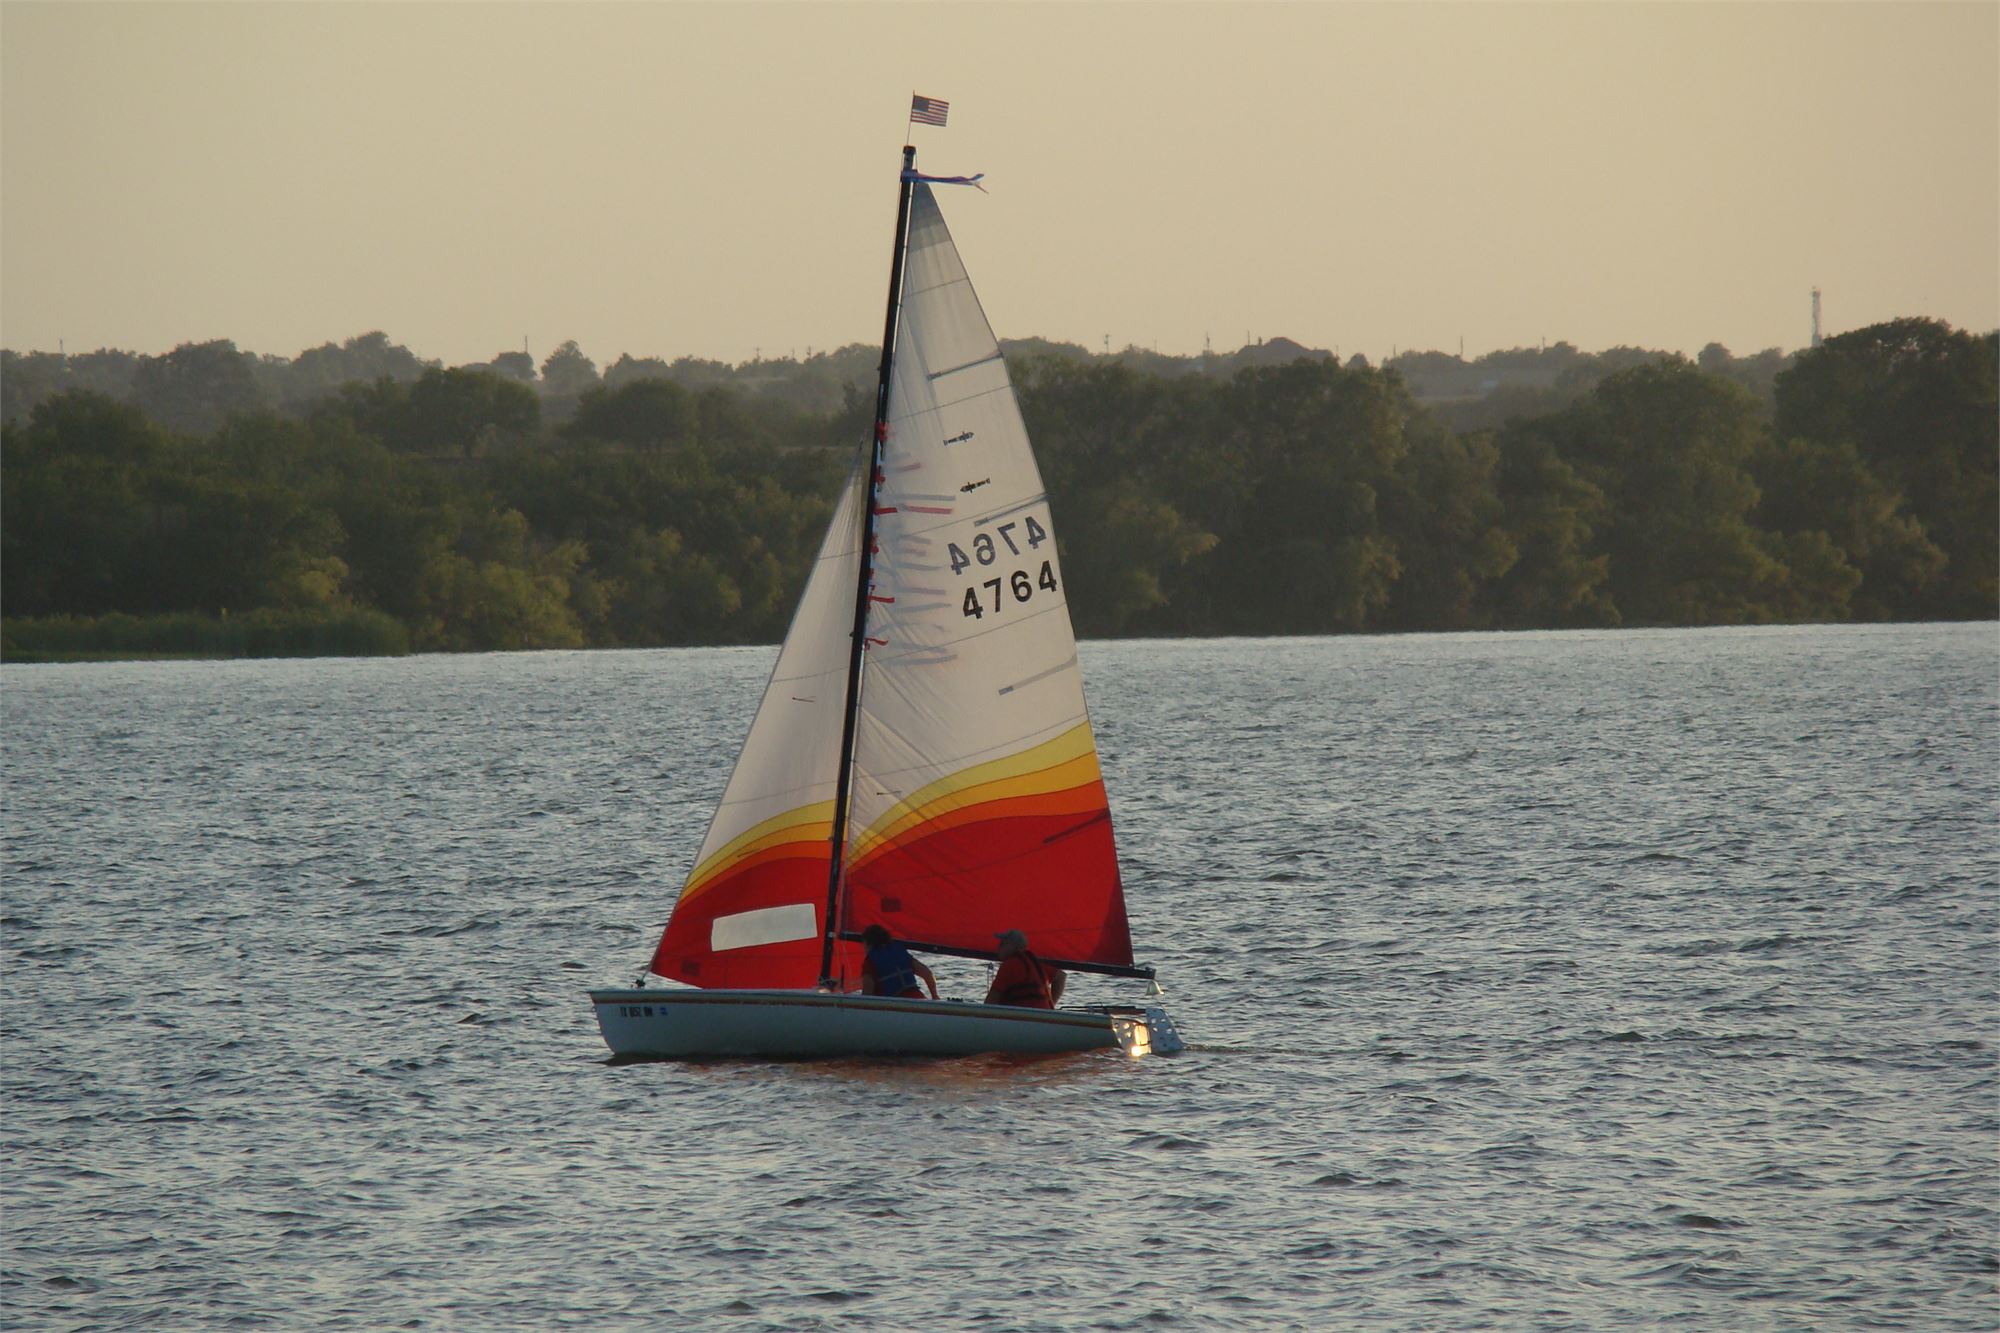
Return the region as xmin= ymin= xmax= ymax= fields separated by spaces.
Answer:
xmin=589 ymin=988 xmax=1171 ymax=1059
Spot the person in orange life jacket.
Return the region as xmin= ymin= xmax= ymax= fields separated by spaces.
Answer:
xmin=860 ymin=924 xmax=939 ymax=999
xmin=984 ymin=929 xmax=1066 ymax=1008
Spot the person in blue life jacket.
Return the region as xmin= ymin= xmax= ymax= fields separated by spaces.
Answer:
xmin=984 ymin=929 xmax=1066 ymax=1008
xmin=860 ymin=924 xmax=939 ymax=999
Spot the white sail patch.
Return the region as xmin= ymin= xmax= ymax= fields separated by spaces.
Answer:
xmin=709 ymin=903 xmax=819 ymax=952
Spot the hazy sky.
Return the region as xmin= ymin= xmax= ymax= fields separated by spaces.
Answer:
xmin=3 ymin=2 xmax=1995 ymax=369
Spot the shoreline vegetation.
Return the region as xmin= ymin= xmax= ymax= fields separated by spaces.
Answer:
xmin=4 ymin=611 xmax=1991 ymax=669
xmin=1 ymin=609 xmax=409 ymax=664
xmin=3 ymin=320 xmax=1993 ymax=664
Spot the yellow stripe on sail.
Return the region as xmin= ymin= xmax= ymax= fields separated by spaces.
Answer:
xmin=848 ymin=721 xmax=1103 ymax=861
xmin=682 ymin=800 xmax=835 ymax=900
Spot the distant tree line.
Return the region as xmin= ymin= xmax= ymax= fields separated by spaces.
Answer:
xmin=1 ymin=318 xmax=1991 ymax=660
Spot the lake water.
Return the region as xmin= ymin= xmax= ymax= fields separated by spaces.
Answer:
xmin=3 ymin=624 xmax=1995 ymax=1331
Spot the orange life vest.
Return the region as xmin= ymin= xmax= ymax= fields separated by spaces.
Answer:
xmin=990 ymin=953 xmax=1055 ymax=1008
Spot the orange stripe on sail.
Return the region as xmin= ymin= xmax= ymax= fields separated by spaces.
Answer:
xmin=683 ymin=801 xmax=834 ymax=899
xmin=680 ymin=836 xmax=832 ymax=906
xmin=850 ymin=779 xmax=1108 ymax=873
xmin=852 ymin=751 xmax=1104 ymax=860
xmin=898 ymin=720 xmax=1099 ymax=804
xmin=849 ymin=721 xmax=1103 ymax=859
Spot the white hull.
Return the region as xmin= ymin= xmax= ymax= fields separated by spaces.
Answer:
xmin=589 ymin=988 xmax=1176 ymax=1059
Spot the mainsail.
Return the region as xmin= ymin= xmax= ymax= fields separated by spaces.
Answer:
xmin=648 ymin=178 xmax=1132 ymax=991
xmin=842 ymin=184 xmax=1131 ymax=968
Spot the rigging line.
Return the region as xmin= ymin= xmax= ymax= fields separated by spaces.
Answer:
xmin=802 ymin=535 xmax=866 ymax=566
xmin=710 ymin=780 xmax=839 ymax=809
xmin=1043 ymin=809 xmax=1112 ymax=844
xmin=972 ymin=497 xmax=1052 ymax=527
xmin=923 ymin=491 xmax=1047 ymax=527
xmin=927 ymin=352 xmax=1007 ymax=381
xmin=910 ymin=379 xmax=1011 ymax=416
xmin=768 ymin=660 xmax=853 ymax=684
xmin=925 ymin=594 xmax=1069 ymax=649
xmin=999 ymin=655 xmax=1078 ymax=696
xmin=900 ymin=273 xmax=977 ymax=302
xmin=849 ymin=596 xmax=1073 ymax=671
xmin=877 ymin=489 xmax=1051 ymax=544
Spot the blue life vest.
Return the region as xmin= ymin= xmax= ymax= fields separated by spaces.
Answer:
xmin=866 ymin=941 xmax=923 ymax=996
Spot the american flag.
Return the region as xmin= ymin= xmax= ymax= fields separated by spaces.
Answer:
xmin=909 ymin=94 xmax=949 ymax=127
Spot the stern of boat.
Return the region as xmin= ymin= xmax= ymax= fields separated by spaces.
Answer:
xmin=1100 ymin=1004 xmax=1187 ymax=1058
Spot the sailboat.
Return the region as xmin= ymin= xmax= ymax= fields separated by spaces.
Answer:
xmin=588 ymin=144 xmax=1181 ymax=1059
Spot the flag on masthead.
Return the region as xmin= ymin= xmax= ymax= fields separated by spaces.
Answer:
xmin=910 ymin=94 xmax=949 ymax=127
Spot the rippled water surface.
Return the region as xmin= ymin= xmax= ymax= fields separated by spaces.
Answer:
xmin=4 ymin=624 xmax=1995 ymax=1330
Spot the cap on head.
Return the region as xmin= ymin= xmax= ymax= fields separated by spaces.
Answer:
xmin=861 ymin=924 xmax=891 ymax=948
xmin=994 ymin=929 xmax=1028 ymax=957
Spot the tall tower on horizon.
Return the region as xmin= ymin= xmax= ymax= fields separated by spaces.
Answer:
xmin=1811 ymin=288 xmax=1823 ymax=348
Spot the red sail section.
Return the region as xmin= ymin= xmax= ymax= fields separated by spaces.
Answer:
xmin=841 ymin=761 xmax=1133 ymax=968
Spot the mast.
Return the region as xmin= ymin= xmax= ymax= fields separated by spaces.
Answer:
xmin=818 ymin=143 xmax=918 ymax=986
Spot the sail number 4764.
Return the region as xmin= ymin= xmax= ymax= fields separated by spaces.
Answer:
xmin=949 ymin=518 xmax=1059 ymax=620
xmin=961 ymin=562 xmax=1058 ymax=619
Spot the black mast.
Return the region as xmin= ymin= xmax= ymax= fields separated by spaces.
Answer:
xmin=817 ymin=144 xmax=918 ymax=987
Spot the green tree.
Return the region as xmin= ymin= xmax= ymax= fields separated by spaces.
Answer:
xmin=1380 ymin=430 xmax=1517 ymax=630
xmin=1 ymin=352 xmax=67 ymax=426
xmin=465 ymin=350 xmax=536 ymax=383
xmin=538 ymin=340 xmax=600 ymax=425
xmin=419 ymin=548 xmax=586 ymax=650
xmin=603 ymin=353 xmax=673 ymax=388
xmin=1482 ymin=423 xmax=1617 ymax=627
xmin=401 ymin=367 xmax=541 ymax=457
xmin=567 ymin=378 xmax=698 ymax=450
xmin=1567 ymin=361 xmax=1789 ymax=624
xmin=1059 ymin=488 xmax=1218 ymax=635
xmin=1 ymin=393 xmax=165 ymax=615
xmin=1749 ymin=435 xmax=1945 ymax=619
xmin=130 ymin=340 xmax=266 ymax=433
xmin=273 ymin=331 xmax=430 ymax=407
xmin=540 ymin=341 xmax=599 ymax=394
xmin=590 ymin=527 xmax=741 ymax=645
xmin=2 ymin=349 xmax=144 ymax=425
xmin=1 ymin=393 xmax=351 ymax=620
xmin=394 ymin=504 xmax=585 ymax=650
xmin=1774 ymin=318 xmax=1997 ymax=617
xmin=1206 ymin=360 xmax=1411 ymax=633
